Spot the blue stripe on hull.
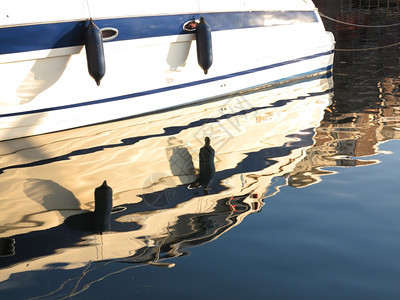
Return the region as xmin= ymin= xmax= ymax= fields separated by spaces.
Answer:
xmin=0 ymin=50 xmax=333 ymax=119
xmin=0 ymin=11 xmax=318 ymax=55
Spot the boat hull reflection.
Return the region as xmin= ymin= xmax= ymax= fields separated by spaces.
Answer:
xmin=0 ymin=73 xmax=333 ymax=286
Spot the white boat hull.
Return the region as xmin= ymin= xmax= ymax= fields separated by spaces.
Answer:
xmin=0 ymin=0 xmax=335 ymax=140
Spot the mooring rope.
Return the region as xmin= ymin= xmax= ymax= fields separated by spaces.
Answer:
xmin=319 ymin=12 xmax=400 ymax=51
xmin=335 ymin=40 xmax=400 ymax=51
xmin=319 ymin=11 xmax=400 ymax=28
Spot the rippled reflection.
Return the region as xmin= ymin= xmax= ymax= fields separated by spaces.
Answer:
xmin=285 ymin=2 xmax=400 ymax=190
xmin=0 ymin=73 xmax=333 ymax=296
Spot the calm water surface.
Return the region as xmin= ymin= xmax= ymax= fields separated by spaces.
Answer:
xmin=2 ymin=5 xmax=400 ymax=300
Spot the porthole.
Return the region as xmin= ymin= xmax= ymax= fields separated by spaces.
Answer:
xmin=183 ymin=20 xmax=199 ymax=32
xmin=101 ymin=27 xmax=119 ymax=41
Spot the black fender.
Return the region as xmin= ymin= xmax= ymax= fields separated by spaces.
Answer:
xmin=85 ymin=20 xmax=106 ymax=86
xmin=94 ymin=180 xmax=113 ymax=233
xmin=196 ymin=17 xmax=213 ymax=74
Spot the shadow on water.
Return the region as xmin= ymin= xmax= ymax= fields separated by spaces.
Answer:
xmin=23 ymin=179 xmax=81 ymax=217
xmin=165 ymin=137 xmax=196 ymax=184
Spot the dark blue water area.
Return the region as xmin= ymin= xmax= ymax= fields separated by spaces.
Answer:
xmin=252 ymin=142 xmax=400 ymax=299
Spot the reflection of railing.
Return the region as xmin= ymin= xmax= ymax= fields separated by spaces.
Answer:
xmin=336 ymin=0 xmax=400 ymax=12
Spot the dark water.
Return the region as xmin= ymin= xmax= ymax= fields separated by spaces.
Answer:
xmin=2 ymin=3 xmax=400 ymax=299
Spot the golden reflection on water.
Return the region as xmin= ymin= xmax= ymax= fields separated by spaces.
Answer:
xmin=0 ymin=74 xmax=334 ymax=285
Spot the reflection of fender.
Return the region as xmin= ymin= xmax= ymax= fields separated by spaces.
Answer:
xmin=199 ymin=137 xmax=215 ymax=188
xmin=94 ymin=181 xmax=113 ymax=233
xmin=85 ymin=20 xmax=106 ymax=86
xmin=196 ymin=17 xmax=213 ymax=74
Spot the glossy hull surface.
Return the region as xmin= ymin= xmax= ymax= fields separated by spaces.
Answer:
xmin=0 ymin=0 xmax=334 ymax=140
